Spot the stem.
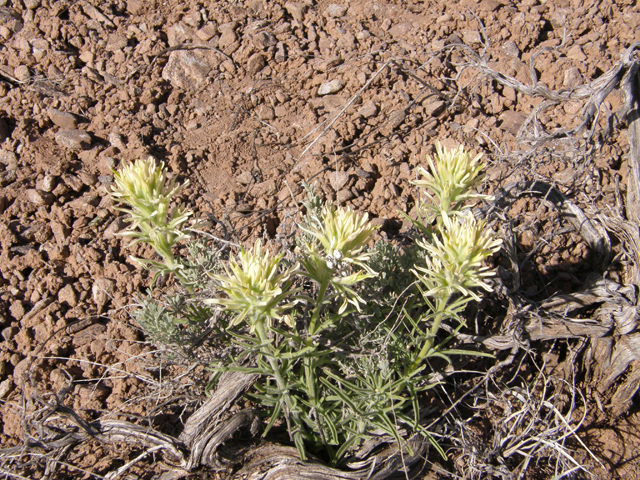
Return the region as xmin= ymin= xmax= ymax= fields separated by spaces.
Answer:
xmin=406 ymin=293 xmax=451 ymax=375
xmin=254 ymin=319 xmax=291 ymax=401
xmin=308 ymin=275 xmax=330 ymax=336
xmin=254 ymin=317 xmax=308 ymax=460
xmin=302 ymin=273 xmax=331 ymax=442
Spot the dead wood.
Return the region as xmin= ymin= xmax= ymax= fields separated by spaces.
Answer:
xmin=464 ymin=42 xmax=640 ymax=418
xmin=234 ymin=438 xmax=428 ymax=480
xmin=180 ymin=371 xmax=259 ymax=470
xmin=482 ymin=180 xmax=611 ymax=267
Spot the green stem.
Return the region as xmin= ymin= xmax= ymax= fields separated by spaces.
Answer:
xmin=406 ymin=293 xmax=451 ymax=375
xmin=303 ymin=273 xmax=331 ymax=440
xmin=308 ymin=275 xmax=330 ymax=336
xmin=254 ymin=318 xmax=307 ymax=460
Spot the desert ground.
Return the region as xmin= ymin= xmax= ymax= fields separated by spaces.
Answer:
xmin=1 ymin=0 xmax=640 ymax=478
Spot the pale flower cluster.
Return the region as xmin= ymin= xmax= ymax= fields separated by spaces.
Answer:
xmin=412 ymin=141 xmax=489 ymax=216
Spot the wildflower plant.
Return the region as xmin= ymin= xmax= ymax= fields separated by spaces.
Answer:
xmin=413 ymin=141 xmax=489 ymax=219
xmin=110 ymin=156 xmax=192 ymax=275
xmin=109 ymin=143 xmax=502 ymax=466
xmin=208 ymin=240 xmax=299 ymax=330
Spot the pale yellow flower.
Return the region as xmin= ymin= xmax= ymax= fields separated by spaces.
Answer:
xmin=208 ymin=240 xmax=299 ymax=331
xmin=412 ymin=142 xmax=488 ymax=215
xmin=110 ymin=156 xmax=191 ymax=268
xmin=300 ymin=204 xmax=378 ymax=273
xmin=413 ymin=213 xmax=502 ymax=301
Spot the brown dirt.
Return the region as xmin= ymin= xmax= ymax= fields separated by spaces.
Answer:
xmin=1 ymin=0 xmax=639 ymax=478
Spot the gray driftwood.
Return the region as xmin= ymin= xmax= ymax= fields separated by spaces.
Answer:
xmin=466 ymin=42 xmax=640 ymax=418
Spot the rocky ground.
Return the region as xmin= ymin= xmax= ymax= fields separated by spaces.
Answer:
xmin=1 ymin=0 xmax=640 ymax=478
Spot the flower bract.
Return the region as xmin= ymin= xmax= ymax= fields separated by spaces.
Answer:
xmin=209 ymin=240 xmax=298 ymax=331
xmin=412 ymin=142 xmax=488 ymax=215
xmin=300 ymin=204 xmax=378 ymax=273
xmin=413 ymin=213 xmax=502 ymax=301
xmin=109 ymin=156 xmax=192 ymax=267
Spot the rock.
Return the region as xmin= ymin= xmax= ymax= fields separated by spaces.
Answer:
xmin=72 ymin=324 xmax=106 ymax=347
xmin=196 ymin=23 xmax=218 ymax=41
xmin=337 ymin=189 xmax=354 ymax=203
xmin=321 ymin=95 xmax=344 ymax=110
xmin=92 ymin=278 xmax=115 ymax=313
xmin=251 ymin=179 xmax=276 ymax=197
xmin=314 ymin=56 xmax=341 ymax=72
xmin=318 ymin=79 xmax=344 ymax=96
xmin=103 ymin=217 xmax=126 ymax=239
xmin=381 ymin=109 xmax=407 ymax=136
xmin=108 ymin=132 xmax=126 ymax=150
xmin=9 ymin=300 xmax=25 ymax=321
xmin=253 ymin=31 xmax=277 ymax=49
xmin=2 ymin=326 xmax=18 ymax=341
xmin=567 ymin=45 xmax=586 ymax=62
xmin=218 ymin=29 xmax=237 ymax=50
xmin=388 ymin=110 xmax=406 ymax=129
xmin=503 ymin=86 xmax=516 ymax=102
xmin=13 ymin=65 xmax=29 ymax=81
xmin=275 ymin=90 xmax=289 ymax=103
xmin=0 ymin=149 xmax=16 ymax=166
xmin=50 ymin=221 xmax=70 ymax=245
xmin=336 ymin=33 xmax=356 ymax=50
xmin=563 ymin=67 xmax=583 ymax=88
xmin=356 ymin=29 xmax=370 ymax=41
xmin=13 ymin=36 xmax=30 ymax=53
xmin=106 ymin=34 xmax=128 ymax=52
xmin=37 ymin=174 xmax=56 ymax=192
xmin=502 ymin=40 xmax=520 ymax=58
xmin=31 ymin=38 xmax=48 ymax=61
xmin=25 ymin=189 xmax=54 ymax=206
xmin=247 ymin=53 xmax=266 ymax=75
xmin=329 ymin=171 xmax=349 ymax=191
xmin=126 ymin=0 xmax=144 ymax=15
xmin=236 ymin=170 xmax=254 ymax=185
xmin=445 ymin=34 xmax=463 ymax=46
xmin=477 ymin=0 xmax=501 ymax=12
xmin=424 ymin=99 xmax=446 ymax=116
xmin=162 ymin=50 xmax=212 ymax=89
xmin=48 ymin=108 xmax=78 ymax=129
xmin=462 ymin=30 xmax=482 ymax=45
xmin=99 ymin=157 xmax=117 ymax=175
xmin=0 ymin=8 xmax=23 ymax=35
xmin=499 ymin=111 xmax=528 ymax=135
xmin=13 ymin=357 xmax=30 ymax=384
xmin=77 ymin=171 xmax=97 ymax=186
xmin=284 ymin=2 xmax=307 ymax=21
xmin=275 ymin=42 xmax=286 ymax=62
xmin=55 ymin=129 xmax=92 ymax=150
xmin=167 ymin=22 xmax=195 ymax=47
xmin=58 ymin=284 xmax=77 ymax=307
xmin=0 ymin=379 xmax=12 ymax=400
xmin=324 ymin=4 xmax=348 ymax=18
xmin=221 ymin=59 xmax=235 ymax=73
xmin=389 ymin=22 xmax=413 ymax=38
xmin=0 ymin=170 xmax=17 ymax=186
xmin=257 ymin=105 xmax=275 ymax=120
xmin=183 ymin=10 xmax=201 ymax=29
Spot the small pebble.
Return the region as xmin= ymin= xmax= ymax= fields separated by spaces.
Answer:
xmin=318 ymin=79 xmax=344 ymax=96
xmin=55 ymin=129 xmax=92 ymax=150
xmin=48 ymin=108 xmax=78 ymax=129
